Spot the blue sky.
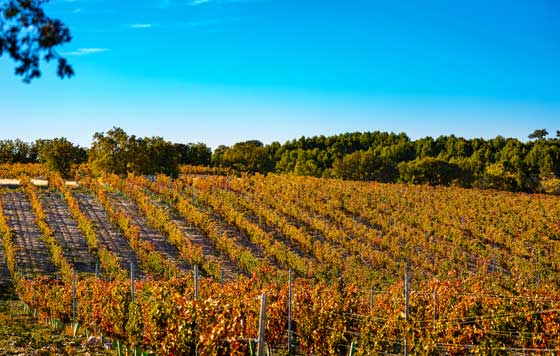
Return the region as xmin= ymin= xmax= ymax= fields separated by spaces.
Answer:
xmin=1 ymin=0 xmax=559 ymax=148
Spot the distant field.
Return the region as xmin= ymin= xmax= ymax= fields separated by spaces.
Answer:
xmin=0 ymin=168 xmax=559 ymax=355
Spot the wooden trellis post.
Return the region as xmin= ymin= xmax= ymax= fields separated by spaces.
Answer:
xmin=258 ymin=294 xmax=267 ymax=356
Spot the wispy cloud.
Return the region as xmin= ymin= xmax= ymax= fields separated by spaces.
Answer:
xmin=189 ymin=0 xmax=211 ymax=5
xmin=129 ymin=23 xmax=153 ymax=29
xmin=188 ymin=0 xmax=252 ymax=6
xmin=62 ymin=48 xmax=110 ymax=56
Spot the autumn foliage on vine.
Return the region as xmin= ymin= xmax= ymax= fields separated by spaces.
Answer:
xmin=2 ymin=170 xmax=559 ymax=354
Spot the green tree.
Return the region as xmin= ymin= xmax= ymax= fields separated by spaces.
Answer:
xmin=144 ymin=137 xmax=179 ymax=176
xmin=528 ymin=129 xmax=549 ymax=140
xmin=89 ymin=127 xmax=179 ymax=176
xmin=415 ymin=137 xmax=438 ymax=158
xmin=332 ymin=150 xmax=397 ymax=182
xmin=292 ymin=149 xmax=321 ymax=176
xmin=482 ymin=161 xmax=522 ymax=191
xmin=398 ymin=157 xmax=461 ymax=186
xmin=35 ymin=138 xmax=86 ymax=177
xmin=211 ymin=145 xmax=228 ymax=167
xmin=216 ymin=140 xmax=274 ymax=173
xmin=275 ymin=150 xmax=299 ymax=174
xmin=0 ymin=139 xmax=37 ymax=163
xmin=525 ymin=142 xmax=559 ymax=178
xmin=174 ymin=143 xmax=212 ymax=166
xmin=89 ymin=127 xmax=135 ymax=176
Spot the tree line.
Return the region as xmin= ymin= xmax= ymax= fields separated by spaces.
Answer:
xmin=1 ymin=128 xmax=559 ymax=194
xmin=0 ymin=128 xmax=211 ymax=178
xmin=213 ymin=129 xmax=560 ymax=194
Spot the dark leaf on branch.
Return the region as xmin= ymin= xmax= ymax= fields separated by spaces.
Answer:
xmin=0 ymin=0 xmax=73 ymax=82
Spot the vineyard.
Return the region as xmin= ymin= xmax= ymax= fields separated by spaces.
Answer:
xmin=0 ymin=166 xmax=559 ymax=355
